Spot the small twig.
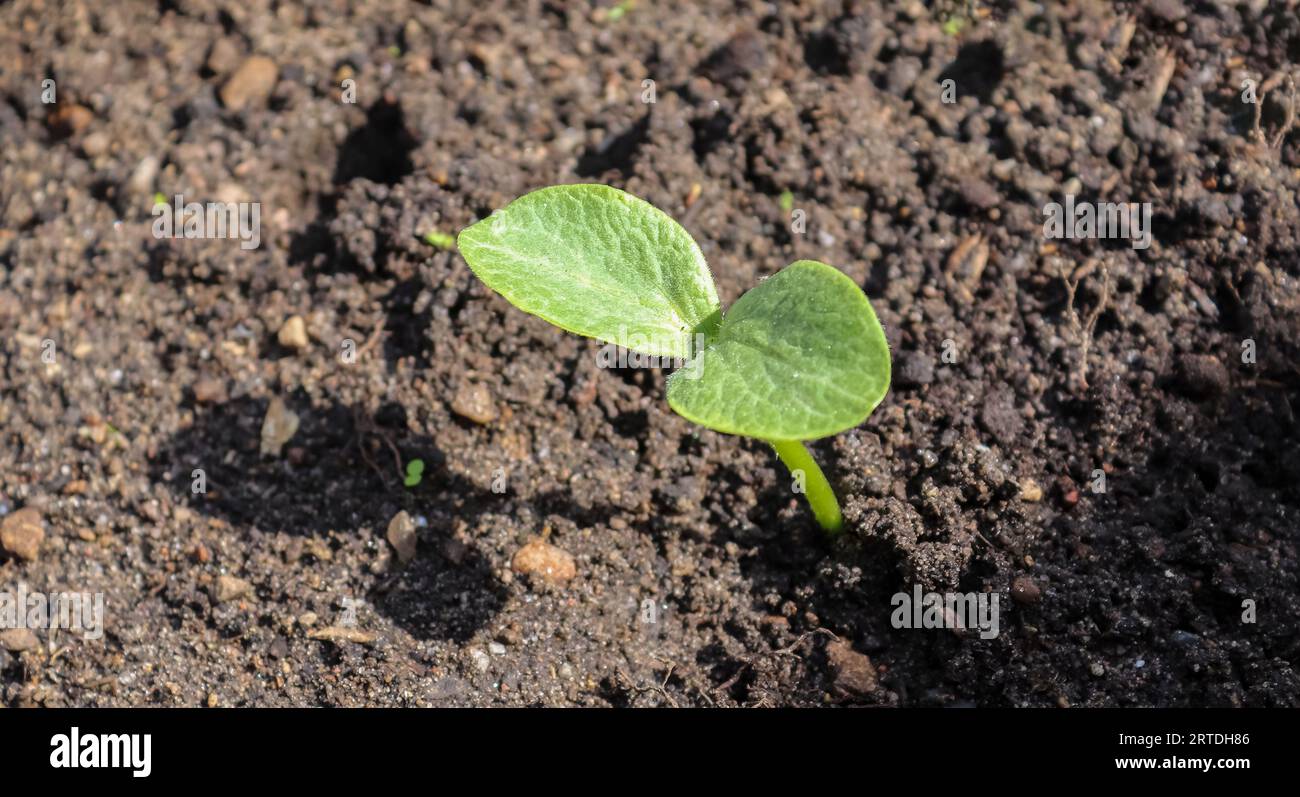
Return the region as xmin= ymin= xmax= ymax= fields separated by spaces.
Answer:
xmin=1253 ymin=71 xmax=1294 ymax=147
xmin=1251 ymin=83 xmax=1265 ymax=144
xmin=1271 ymin=75 xmax=1297 ymax=150
xmin=713 ymin=629 xmax=840 ymax=696
xmin=616 ymin=665 xmax=680 ymax=708
xmin=775 ymin=627 xmax=840 ymax=657
xmin=356 ymin=314 xmax=388 ymax=358
xmin=1060 ymin=260 xmax=1111 ymax=390
xmin=351 ymin=404 xmax=403 ymax=482
xmin=1148 ymin=48 xmax=1177 ymax=110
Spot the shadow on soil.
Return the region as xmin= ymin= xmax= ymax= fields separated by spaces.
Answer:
xmin=147 ymin=395 xmax=509 ymax=643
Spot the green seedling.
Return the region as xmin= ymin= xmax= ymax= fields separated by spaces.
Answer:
xmin=778 ymin=189 xmax=794 ymax=214
xmin=605 ymin=0 xmax=635 ymax=22
xmin=458 ymin=185 xmax=890 ymax=533
xmin=403 ymin=459 xmax=424 ymax=487
xmin=421 ymin=230 xmax=456 ymax=250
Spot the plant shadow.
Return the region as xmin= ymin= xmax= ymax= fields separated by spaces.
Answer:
xmin=148 ymin=394 xmax=507 ymax=643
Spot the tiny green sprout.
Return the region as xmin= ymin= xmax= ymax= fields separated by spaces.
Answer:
xmin=605 ymin=0 xmax=635 ymax=22
xmin=421 ymin=230 xmax=457 ymax=250
xmin=152 ymin=192 xmax=167 ymax=209
xmin=404 ymin=459 xmax=424 ymax=487
xmin=942 ymin=16 xmax=966 ymax=36
xmin=387 ymin=45 xmax=402 ymax=58
xmin=778 ymin=190 xmax=794 ymax=214
xmin=458 ymin=185 xmax=891 ymax=533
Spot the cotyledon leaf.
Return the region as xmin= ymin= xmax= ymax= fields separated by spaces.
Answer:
xmin=667 ymin=260 xmax=891 ymax=441
xmin=458 ymin=184 xmax=721 ymax=359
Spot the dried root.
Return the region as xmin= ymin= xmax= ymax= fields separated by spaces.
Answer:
xmin=1059 ymin=259 xmax=1111 ymax=391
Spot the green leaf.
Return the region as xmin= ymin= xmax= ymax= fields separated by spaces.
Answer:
xmin=667 ymin=260 xmax=890 ymax=441
xmin=458 ymin=184 xmax=720 ymax=359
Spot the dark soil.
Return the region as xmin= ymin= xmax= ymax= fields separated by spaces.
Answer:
xmin=1 ymin=0 xmax=1298 ymax=707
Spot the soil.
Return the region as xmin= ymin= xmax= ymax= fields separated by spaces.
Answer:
xmin=1 ymin=0 xmax=1298 ymax=707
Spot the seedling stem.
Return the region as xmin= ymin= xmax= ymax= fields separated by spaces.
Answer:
xmin=770 ymin=439 xmax=842 ymax=533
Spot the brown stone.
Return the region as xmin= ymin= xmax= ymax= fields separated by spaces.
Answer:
xmin=512 ymin=539 xmax=576 ymax=585
xmin=193 ymin=377 xmax=228 ymax=404
xmin=277 ymin=315 xmax=309 ymax=350
xmin=1011 ymin=575 xmax=1042 ymax=605
xmin=826 ymin=640 xmax=877 ymax=697
xmin=220 ymin=56 xmax=278 ymax=111
xmin=47 ymin=104 xmax=93 ymax=137
xmin=451 ymin=382 xmax=498 ymax=425
xmin=386 ymin=511 xmax=418 ymax=564
xmin=0 ymin=628 xmax=39 ymax=652
xmin=213 ymin=575 xmax=252 ymax=603
xmin=1 ymin=508 xmax=44 ymax=561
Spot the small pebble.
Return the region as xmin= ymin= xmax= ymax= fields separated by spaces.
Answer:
xmin=1173 ymin=354 xmax=1229 ymax=400
xmin=894 ymin=350 xmax=935 ymax=388
xmin=81 ymin=131 xmax=109 ymax=157
xmin=386 ymin=511 xmax=418 ymax=564
xmin=1 ymin=507 xmax=45 ymax=561
xmin=206 ymin=37 xmax=242 ymax=75
xmin=277 ymin=315 xmax=309 ymax=350
xmin=826 ymin=640 xmax=877 ymax=697
xmin=193 ymin=377 xmax=228 ymax=404
xmin=1148 ymin=0 xmax=1186 ymax=22
xmin=451 ymin=382 xmax=498 ymax=425
xmin=260 ymin=397 xmax=299 ymax=457
xmin=213 ymin=575 xmax=252 ymax=603
xmin=442 ymin=538 xmax=468 ymax=565
xmin=308 ymin=626 xmax=377 ymax=645
xmin=0 ymin=628 xmax=39 ymax=652
xmin=1010 ymin=575 xmax=1042 ymax=605
xmin=1171 ymin=630 xmax=1200 ymax=646
xmin=512 ymin=539 xmax=576 ymax=585
xmin=47 ymin=104 xmax=93 ymax=137
xmin=220 ymin=56 xmax=278 ymax=111
xmin=699 ymin=30 xmax=769 ymax=85
xmin=128 ymin=155 xmax=160 ymax=195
